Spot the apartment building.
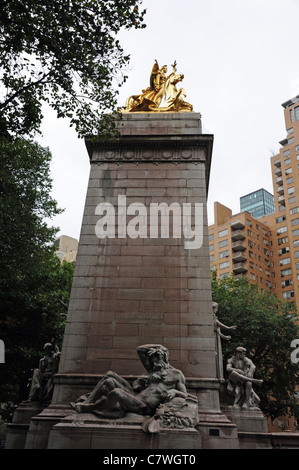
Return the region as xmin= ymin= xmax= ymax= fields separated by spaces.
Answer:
xmin=261 ymin=95 xmax=299 ymax=311
xmin=54 ymin=235 xmax=78 ymax=263
xmin=210 ymin=95 xmax=299 ymax=310
xmin=209 ymin=202 xmax=274 ymax=291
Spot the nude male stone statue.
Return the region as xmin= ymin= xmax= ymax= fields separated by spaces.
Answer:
xmin=70 ymin=344 xmax=193 ymax=420
xmin=226 ymin=346 xmax=263 ymax=409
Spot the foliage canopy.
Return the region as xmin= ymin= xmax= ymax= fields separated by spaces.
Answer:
xmin=0 ymin=0 xmax=146 ymax=138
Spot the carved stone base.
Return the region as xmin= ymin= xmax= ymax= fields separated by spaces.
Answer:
xmin=5 ymin=402 xmax=45 ymax=449
xmin=223 ymin=405 xmax=268 ymax=433
xmin=22 ymin=375 xmax=241 ymax=449
xmin=221 ymin=405 xmax=272 ymax=449
xmin=47 ymin=412 xmax=201 ymax=449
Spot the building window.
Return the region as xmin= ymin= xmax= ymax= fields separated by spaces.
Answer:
xmin=278 ymin=247 xmax=290 ymax=256
xmin=276 ymin=216 xmax=286 ymax=223
xmin=295 ymin=251 xmax=299 ymax=258
xmin=209 ymin=233 xmax=214 ymax=241
xmin=286 ymin=177 xmax=294 ymax=185
xmin=220 ymin=272 xmax=230 ymax=279
xmin=282 ymin=279 xmax=293 ymax=288
xmin=209 ymin=244 xmax=214 ymax=252
xmin=280 ymin=258 xmax=291 ymax=266
xmin=285 ymin=167 xmax=293 ymax=175
xmin=290 ymin=206 xmax=299 ymax=215
xmin=288 ymin=137 xmax=294 ymax=145
xmin=294 ymin=240 xmax=299 ymax=247
xmin=287 ymin=127 xmax=294 ymax=135
xmin=250 ymin=273 xmax=255 ymax=280
xmin=220 ymin=261 xmax=229 ymax=270
xmin=277 ymin=226 xmax=287 ymax=234
xmin=219 ymin=229 xmax=228 ymax=238
xmin=283 ymin=291 xmax=294 ymax=299
xmin=289 ymin=196 xmax=296 ymax=204
xmin=291 ymin=218 xmax=299 ymax=226
xmin=278 ymin=236 xmax=289 ymax=245
xmin=285 ymin=158 xmax=291 ymax=165
xmin=219 ymin=250 xmax=229 ymax=259
xmin=210 ymin=254 xmax=215 ymax=262
xmin=288 ymin=187 xmax=295 ymax=195
xmin=290 ymin=108 xmax=295 ymax=122
xmin=281 ymin=268 xmax=292 ymax=277
xmin=295 ymin=105 xmax=299 ymax=120
xmin=219 ymin=239 xmax=228 ymax=248
xmin=293 ymin=229 xmax=299 ymax=237
xmin=284 ymin=149 xmax=290 ymax=157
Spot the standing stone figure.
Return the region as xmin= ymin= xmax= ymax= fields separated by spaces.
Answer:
xmin=27 ymin=341 xmax=60 ymax=403
xmin=212 ymin=302 xmax=237 ymax=379
xmin=70 ymin=344 xmax=199 ymax=432
xmin=226 ymin=347 xmax=263 ymax=409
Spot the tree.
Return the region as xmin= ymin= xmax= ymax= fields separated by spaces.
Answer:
xmin=0 ymin=0 xmax=146 ymax=138
xmin=0 ymin=137 xmax=74 ymax=419
xmin=211 ymin=272 xmax=299 ymax=422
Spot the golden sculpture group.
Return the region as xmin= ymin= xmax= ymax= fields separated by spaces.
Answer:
xmin=124 ymin=60 xmax=193 ymax=113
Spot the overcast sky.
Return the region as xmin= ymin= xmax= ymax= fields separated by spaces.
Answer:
xmin=39 ymin=0 xmax=299 ymax=241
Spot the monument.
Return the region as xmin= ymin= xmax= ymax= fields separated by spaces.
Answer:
xmin=7 ymin=61 xmax=274 ymax=449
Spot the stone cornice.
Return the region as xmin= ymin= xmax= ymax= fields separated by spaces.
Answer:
xmin=85 ymin=134 xmax=213 ymax=192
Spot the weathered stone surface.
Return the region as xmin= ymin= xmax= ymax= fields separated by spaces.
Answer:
xmin=55 ymin=112 xmax=216 ymax=383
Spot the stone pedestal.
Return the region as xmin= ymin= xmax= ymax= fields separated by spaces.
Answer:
xmin=223 ymin=407 xmax=272 ymax=449
xmin=24 ymin=112 xmax=240 ymax=449
xmin=47 ymin=412 xmax=201 ymax=450
xmin=5 ymin=402 xmax=44 ymax=449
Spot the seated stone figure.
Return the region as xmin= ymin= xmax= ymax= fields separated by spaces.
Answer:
xmin=27 ymin=340 xmax=60 ymax=403
xmin=226 ymin=346 xmax=263 ymax=409
xmin=70 ymin=344 xmax=198 ymax=432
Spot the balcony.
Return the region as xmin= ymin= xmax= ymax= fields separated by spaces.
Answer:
xmin=232 ymin=262 xmax=248 ymax=274
xmin=232 ymin=251 xmax=247 ymax=263
xmin=274 ymin=158 xmax=281 ymax=167
xmin=278 ymin=194 xmax=285 ymax=204
xmin=231 ymin=220 xmax=245 ymax=230
xmin=232 ymin=241 xmax=246 ymax=251
xmin=277 ymin=185 xmax=284 ymax=194
xmin=275 ymin=167 xmax=282 ymax=176
xmin=231 ymin=229 xmax=246 ymax=241
xmin=276 ymin=176 xmax=283 ymax=184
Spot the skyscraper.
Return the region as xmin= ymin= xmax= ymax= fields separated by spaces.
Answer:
xmin=240 ymin=188 xmax=275 ymax=219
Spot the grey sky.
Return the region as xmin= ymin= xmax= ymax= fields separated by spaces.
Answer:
xmin=40 ymin=0 xmax=299 ymax=240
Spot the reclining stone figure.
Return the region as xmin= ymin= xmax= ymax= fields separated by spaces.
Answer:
xmin=70 ymin=344 xmax=199 ymax=433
